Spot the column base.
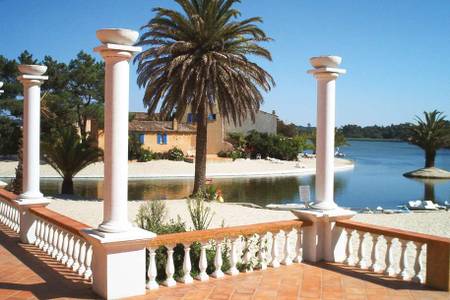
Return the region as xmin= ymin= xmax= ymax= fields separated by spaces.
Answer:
xmin=310 ymin=201 xmax=339 ymax=210
xmin=97 ymin=221 xmax=132 ymax=234
xmin=15 ymin=198 xmax=50 ymax=244
xmin=81 ymin=227 xmax=155 ymax=299
xmin=292 ymin=208 xmax=355 ymax=262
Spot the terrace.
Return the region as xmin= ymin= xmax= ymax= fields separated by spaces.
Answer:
xmin=0 ymin=28 xmax=449 ymax=299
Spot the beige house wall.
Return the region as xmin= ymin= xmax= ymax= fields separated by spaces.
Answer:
xmin=224 ymin=110 xmax=277 ymax=135
xmin=141 ymin=132 xmax=196 ymax=154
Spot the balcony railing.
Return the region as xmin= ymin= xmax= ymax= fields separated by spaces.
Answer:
xmin=145 ymin=220 xmax=310 ymax=290
xmin=0 ymin=189 xmax=20 ymax=233
xmin=29 ymin=206 xmax=94 ymax=280
xmin=335 ymin=219 xmax=450 ymax=291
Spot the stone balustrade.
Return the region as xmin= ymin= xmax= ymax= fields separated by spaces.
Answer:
xmin=29 ymin=206 xmax=93 ymax=280
xmin=145 ymin=220 xmax=309 ymax=290
xmin=335 ymin=219 xmax=450 ymax=291
xmin=0 ymin=189 xmax=20 ymax=233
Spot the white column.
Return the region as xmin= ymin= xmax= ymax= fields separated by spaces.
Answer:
xmin=0 ymin=81 xmax=4 ymax=95
xmin=17 ymin=65 xmax=48 ymax=201
xmin=16 ymin=65 xmax=50 ymax=244
xmin=81 ymin=28 xmax=155 ymax=300
xmin=308 ymin=56 xmax=346 ymax=210
xmin=94 ymin=30 xmax=141 ymax=233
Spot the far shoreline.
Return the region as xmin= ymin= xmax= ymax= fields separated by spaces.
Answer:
xmin=0 ymin=158 xmax=355 ymax=180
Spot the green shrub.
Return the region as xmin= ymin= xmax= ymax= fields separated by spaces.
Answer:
xmin=138 ymin=149 xmax=154 ymax=162
xmin=167 ymin=147 xmax=184 ymax=161
xmin=187 ymin=195 xmax=214 ymax=230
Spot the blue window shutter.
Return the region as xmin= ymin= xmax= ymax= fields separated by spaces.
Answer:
xmin=157 ymin=133 xmax=161 ymax=144
xmin=187 ymin=113 xmax=192 ymax=123
xmin=163 ymin=134 xmax=168 ymax=144
xmin=139 ymin=134 xmax=145 ymax=144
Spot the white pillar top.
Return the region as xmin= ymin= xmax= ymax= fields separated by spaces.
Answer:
xmin=17 ymin=65 xmax=48 ymax=82
xmin=94 ymin=28 xmax=142 ymax=54
xmin=307 ymin=56 xmax=346 ymax=76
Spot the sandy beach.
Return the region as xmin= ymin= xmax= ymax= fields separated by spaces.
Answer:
xmin=47 ymin=198 xmax=450 ymax=238
xmin=0 ymin=158 xmax=354 ymax=179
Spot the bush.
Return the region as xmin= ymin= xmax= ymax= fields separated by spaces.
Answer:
xmin=138 ymin=149 xmax=154 ymax=162
xmin=187 ymin=195 xmax=214 ymax=230
xmin=167 ymin=147 xmax=184 ymax=161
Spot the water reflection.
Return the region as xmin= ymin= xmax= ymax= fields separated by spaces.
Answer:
xmin=406 ymin=177 xmax=450 ymax=203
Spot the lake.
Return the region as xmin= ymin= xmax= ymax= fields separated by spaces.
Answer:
xmin=37 ymin=140 xmax=450 ymax=209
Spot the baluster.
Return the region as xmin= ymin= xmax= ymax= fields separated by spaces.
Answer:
xmin=344 ymin=229 xmax=354 ymax=265
xmin=258 ymin=233 xmax=268 ymax=270
xmin=72 ymin=237 xmax=81 ymax=272
xmin=412 ymin=242 xmax=425 ymax=284
xmin=211 ymin=240 xmax=225 ymax=278
xmin=0 ymin=202 xmax=4 ymax=223
xmin=163 ymin=245 xmax=176 ymax=287
xmin=51 ymin=228 xmax=60 ymax=258
xmin=45 ymin=225 xmax=54 ymax=254
xmin=226 ymin=237 xmax=240 ymax=276
xmin=357 ymin=231 xmax=368 ymax=269
xmin=83 ymin=244 xmax=93 ymax=280
xmin=294 ymin=228 xmax=303 ymax=263
xmin=56 ymin=230 xmax=65 ymax=261
xmin=353 ymin=231 xmax=363 ymax=267
xmin=146 ymin=248 xmax=159 ymax=290
xmin=370 ymin=234 xmax=382 ymax=272
xmin=196 ymin=242 xmax=209 ymax=281
xmin=61 ymin=232 xmax=69 ymax=265
xmin=13 ymin=209 xmax=20 ymax=232
xmin=77 ymin=241 xmax=87 ymax=276
xmin=34 ymin=219 xmax=41 ymax=247
xmin=270 ymin=231 xmax=280 ymax=268
xmin=6 ymin=205 xmax=12 ymax=228
xmin=385 ymin=237 xmax=396 ymax=276
xmin=399 ymin=240 xmax=410 ymax=280
xmin=66 ymin=234 xmax=75 ymax=268
xmin=40 ymin=222 xmax=49 ymax=250
xmin=180 ymin=244 xmax=193 ymax=284
xmin=282 ymin=230 xmax=293 ymax=265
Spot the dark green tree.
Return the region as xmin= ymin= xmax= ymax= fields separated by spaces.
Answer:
xmin=135 ymin=0 xmax=274 ymax=193
xmin=408 ymin=110 xmax=450 ymax=168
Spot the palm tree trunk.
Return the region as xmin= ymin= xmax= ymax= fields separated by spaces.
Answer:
xmin=425 ymin=149 xmax=436 ymax=168
xmin=61 ymin=176 xmax=74 ymax=194
xmin=193 ymin=100 xmax=208 ymax=194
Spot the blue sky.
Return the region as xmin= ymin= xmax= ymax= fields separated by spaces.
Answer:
xmin=0 ymin=0 xmax=449 ymax=126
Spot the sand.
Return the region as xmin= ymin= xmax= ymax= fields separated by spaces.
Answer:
xmin=47 ymin=198 xmax=450 ymax=238
xmin=0 ymin=158 xmax=354 ymax=179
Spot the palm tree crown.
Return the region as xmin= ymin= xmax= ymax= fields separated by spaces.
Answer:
xmin=135 ymin=0 xmax=274 ymax=192
xmin=409 ymin=110 xmax=449 ymax=168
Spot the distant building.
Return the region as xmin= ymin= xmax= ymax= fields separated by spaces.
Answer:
xmin=91 ymin=107 xmax=277 ymax=155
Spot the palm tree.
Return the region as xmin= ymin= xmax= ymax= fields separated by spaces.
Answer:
xmin=409 ymin=110 xmax=449 ymax=168
xmin=41 ymin=127 xmax=103 ymax=194
xmin=135 ymin=0 xmax=274 ymax=194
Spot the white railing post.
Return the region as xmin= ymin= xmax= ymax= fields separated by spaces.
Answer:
xmin=196 ymin=242 xmax=209 ymax=281
xmin=294 ymin=229 xmax=303 ymax=263
xmin=270 ymin=231 xmax=280 ymax=268
xmin=412 ymin=242 xmax=425 ymax=284
xmin=163 ymin=245 xmax=176 ymax=287
xmin=146 ymin=248 xmax=159 ymax=290
xmin=181 ymin=244 xmax=193 ymax=284
xmin=212 ymin=240 xmax=225 ymax=278
xmin=281 ymin=230 xmax=293 ymax=265
xmin=259 ymin=233 xmax=268 ymax=269
xmin=385 ymin=237 xmax=396 ymax=276
xmin=227 ymin=237 xmax=240 ymax=276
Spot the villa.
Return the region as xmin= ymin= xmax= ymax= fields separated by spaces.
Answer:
xmin=91 ymin=108 xmax=278 ymax=155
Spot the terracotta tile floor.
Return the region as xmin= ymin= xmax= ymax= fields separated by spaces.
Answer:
xmin=1 ymin=224 xmax=449 ymax=300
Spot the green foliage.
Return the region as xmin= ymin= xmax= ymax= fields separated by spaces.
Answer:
xmin=41 ymin=127 xmax=103 ymax=194
xmin=128 ymin=133 xmax=143 ymax=160
xmin=0 ymin=117 xmax=21 ymax=155
xmin=408 ymin=110 xmax=450 ymax=167
xmin=167 ymin=147 xmax=185 ymax=161
xmin=187 ymin=195 xmax=214 ymax=231
xmin=135 ymin=0 xmax=274 ymax=194
xmin=136 ymin=200 xmax=169 ymax=234
xmin=138 ymin=149 xmax=154 ymax=162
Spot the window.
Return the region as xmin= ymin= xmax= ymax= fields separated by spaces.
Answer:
xmin=187 ymin=113 xmax=194 ymax=123
xmin=157 ymin=133 xmax=168 ymax=145
xmin=208 ymin=114 xmax=217 ymax=121
xmin=138 ymin=134 xmax=145 ymax=144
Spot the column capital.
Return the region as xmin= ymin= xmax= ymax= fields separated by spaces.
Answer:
xmin=307 ymin=67 xmax=346 ymax=79
xmin=94 ymin=43 xmax=142 ymax=61
xmin=17 ymin=74 xmax=48 ymax=86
